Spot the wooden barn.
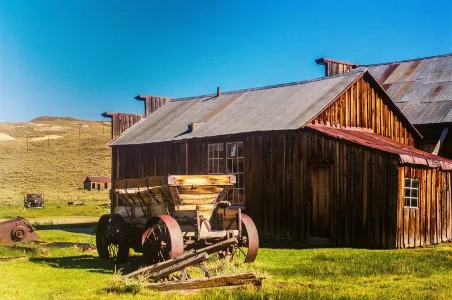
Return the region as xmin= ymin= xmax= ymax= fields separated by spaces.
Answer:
xmin=84 ymin=176 xmax=111 ymax=191
xmin=108 ymin=70 xmax=452 ymax=249
xmin=317 ymin=53 xmax=452 ymax=159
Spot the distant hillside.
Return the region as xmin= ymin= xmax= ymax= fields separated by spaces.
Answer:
xmin=0 ymin=117 xmax=112 ymax=204
xmin=30 ymin=116 xmax=82 ymax=122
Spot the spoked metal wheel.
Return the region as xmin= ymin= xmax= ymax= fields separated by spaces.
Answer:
xmin=141 ymin=215 xmax=184 ymax=265
xmin=231 ymin=213 xmax=259 ymax=263
xmin=96 ymin=214 xmax=130 ymax=264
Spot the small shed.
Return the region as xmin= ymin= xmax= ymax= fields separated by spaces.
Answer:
xmin=84 ymin=176 xmax=111 ymax=191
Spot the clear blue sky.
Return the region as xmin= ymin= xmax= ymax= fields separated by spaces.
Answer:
xmin=0 ymin=1 xmax=451 ymax=122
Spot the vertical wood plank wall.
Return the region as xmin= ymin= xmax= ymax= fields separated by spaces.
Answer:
xmin=312 ymin=77 xmax=415 ymax=146
xmin=323 ymin=61 xmax=355 ymax=77
xmin=112 ymin=130 xmax=410 ymax=248
xmin=397 ymin=166 xmax=452 ymax=248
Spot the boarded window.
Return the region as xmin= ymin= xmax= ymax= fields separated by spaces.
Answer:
xmin=208 ymin=143 xmax=224 ymax=174
xmin=404 ymin=178 xmax=419 ymax=208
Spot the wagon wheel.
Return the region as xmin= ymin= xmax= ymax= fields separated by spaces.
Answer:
xmin=141 ymin=215 xmax=184 ymax=265
xmin=96 ymin=214 xmax=130 ymax=264
xmin=231 ymin=213 xmax=259 ymax=263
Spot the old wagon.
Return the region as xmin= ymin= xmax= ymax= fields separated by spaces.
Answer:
xmin=96 ymin=175 xmax=258 ymax=264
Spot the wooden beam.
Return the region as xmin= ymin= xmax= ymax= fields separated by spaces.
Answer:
xmin=432 ymin=128 xmax=449 ymax=155
xmin=144 ymin=273 xmax=262 ymax=291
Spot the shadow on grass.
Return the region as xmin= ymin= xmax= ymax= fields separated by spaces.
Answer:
xmin=30 ymin=255 xmax=113 ymax=274
xmin=30 ymin=254 xmax=146 ymax=274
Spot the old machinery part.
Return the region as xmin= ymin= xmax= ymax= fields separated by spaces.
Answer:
xmin=0 ymin=217 xmax=39 ymax=245
xmin=96 ymin=214 xmax=130 ymax=264
xmin=141 ymin=215 xmax=184 ymax=265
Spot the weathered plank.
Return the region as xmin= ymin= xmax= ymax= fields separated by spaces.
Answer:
xmin=144 ymin=273 xmax=262 ymax=291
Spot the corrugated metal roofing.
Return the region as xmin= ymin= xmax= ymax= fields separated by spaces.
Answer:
xmin=355 ymin=53 xmax=452 ymax=125
xmin=306 ymin=124 xmax=452 ymax=170
xmin=86 ymin=176 xmax=111 ymax=183
xmin=112 ymin=70 xmax=364 ymax=146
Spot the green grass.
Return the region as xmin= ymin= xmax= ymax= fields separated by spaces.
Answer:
xmin=0 ymin=228 xmax=451 ymax=299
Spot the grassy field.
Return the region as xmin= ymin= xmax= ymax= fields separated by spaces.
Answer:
xmin=0 ymin=229 xmax=451 ymax=299
xmin=0 ymin=117 xmax=111 ymax=220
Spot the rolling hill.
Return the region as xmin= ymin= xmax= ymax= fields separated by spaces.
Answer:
xmin=0 ymin=117 xmax=112 ymax=207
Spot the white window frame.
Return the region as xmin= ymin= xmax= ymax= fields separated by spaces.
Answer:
xmin=207 ymin=141 xmax=245 ymax=203
xmin=404 ymin=177 xmax=419 ymax=208
xmin=207 ymin=143 xmax=224 ymax=174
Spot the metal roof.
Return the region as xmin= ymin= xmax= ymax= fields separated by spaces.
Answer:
xmin=85 ymin=176 xmax=111 ymax=183
xmin=111 ymin=71 xmax=365 ymax=146
xmin=306 ymin=124 xmax=452 ymax=170
xmin=355 ymin=53 xmax=452 ymax=125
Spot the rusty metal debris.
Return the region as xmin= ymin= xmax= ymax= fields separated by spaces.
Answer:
xmin=0 ymin=217 xmax=39 ymax=245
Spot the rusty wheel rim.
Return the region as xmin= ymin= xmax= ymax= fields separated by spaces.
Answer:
xmin=231 ymin=213 xmax=259 ymax=263
xmin=142 ymin=215 xmax=183 ymax=265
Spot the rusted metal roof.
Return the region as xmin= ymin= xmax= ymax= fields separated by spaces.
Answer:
xmin=306 ymin=124 xmax=452 ymax=170
xmin=85 ymin=176 xmax=111 ymax=183
xmin=111 ymin=71 xmax=365 ymax=146
xmin=355 ymin=53 xmax=452 ymax=125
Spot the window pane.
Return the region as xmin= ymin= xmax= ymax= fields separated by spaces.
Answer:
xmin=208 ymin=161 xmax=213 ymax=174
xmin=412 ymin=179 xmax=419 ymax=189
xmin=411 ymin=198 xmax=418 ymax=208
xmin=405 ymin=198 xmax=410 ymax=207
xmin=238 ymin=142 xmax=244 ymax=157
xmin=208 ymin=145 xmax=213 ymax=159
xmin=405 ymin=178 xmax=411 ymax=188
xmin=238 ymin=158 xmax=244 ymax=173
xmin=226 ymin=143 xmax=232 ymax=158
xmin=238 ymin=174 xmax=245 ymax=189
xmin=230 ymin=144 xmax=237 ymax=158
xmin=405 ymin=188 xmax=411 ymax=198
xmin=219 ymin=158 xmax=225 ymax=173
xmin=227 ymin=159 xmax=233 ymax=173
xmin=411 ymin=189 xmax=418 ymax=198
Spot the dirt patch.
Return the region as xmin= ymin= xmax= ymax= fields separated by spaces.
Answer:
xmin=30 ymin=135 xmax=62 ymax=142
xmin=0 ymin=133 xmax=16 ymax=141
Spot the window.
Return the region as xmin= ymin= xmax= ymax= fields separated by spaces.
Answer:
xmin=104 ymin=183 xmax=108 ymax=189
xmin=207 ymin=141 xmax=245 ymax=203
xmin=208 ymin=143 xmax=224 ymax=174
xmin=404 ymin=178 xmax=419 ymax=208
xmin=226 ymin=142 xmax=244 ymax=203
xmin=92 ymin=183 xmax=95 ymax=189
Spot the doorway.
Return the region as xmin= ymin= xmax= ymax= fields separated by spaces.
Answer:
xmin=309 ymin=165 xmax=332 ymax=239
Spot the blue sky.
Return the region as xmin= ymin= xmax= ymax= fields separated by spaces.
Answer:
xmin=0 ymin=0 xmax=451 ymax=122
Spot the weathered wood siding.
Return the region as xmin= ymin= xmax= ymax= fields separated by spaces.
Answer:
xmin=112 ymin=130 xmax=405 ymax=248
xmin=107 ymin=113 xmax=145 ymax=139
xmin=312 ymin=77 xmax=416 ymax=146
xmin=397 ymin=166 xmax=452 ymax=248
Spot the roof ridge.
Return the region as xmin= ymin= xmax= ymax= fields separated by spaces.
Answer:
xmin=173 ymin=70 xmax=366 ymax=102
xmin=359 ymin=53 xmax=452 ymax=67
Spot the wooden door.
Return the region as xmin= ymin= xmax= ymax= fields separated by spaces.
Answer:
xmin=310 ymin=166 xmax=332 ymax=238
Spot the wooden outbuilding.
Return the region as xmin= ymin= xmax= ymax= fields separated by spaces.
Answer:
xmin=84 ymin=176 xmax=111 ymax=191
xmin=108 ymin=70 xmax=452 ymax=248
xmin=317 ymin=53 xmax=452 ymax=159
